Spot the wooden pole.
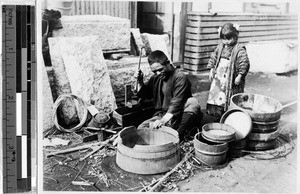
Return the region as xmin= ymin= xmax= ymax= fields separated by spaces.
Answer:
xmin=147 ymin=148 xmax=194 ymax=192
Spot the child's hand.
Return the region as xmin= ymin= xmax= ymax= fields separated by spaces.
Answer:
xmin=235 ymin=74 xmax=242 ymax=85
xmin=209 ymin=69 xmax=214 ymax=81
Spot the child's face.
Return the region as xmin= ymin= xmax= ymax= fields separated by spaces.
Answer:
xmin=222 ymin=37 xmax=236 ymax=46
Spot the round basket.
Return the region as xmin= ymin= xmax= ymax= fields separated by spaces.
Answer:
xmin=53 ymin=94 xmax=88 ymax=133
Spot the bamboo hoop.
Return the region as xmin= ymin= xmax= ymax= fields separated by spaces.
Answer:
xmin=53 ymin=94 xmax=88 ymax=133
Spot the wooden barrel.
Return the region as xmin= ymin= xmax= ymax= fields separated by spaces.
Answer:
xmin=246 ymin=139 xmax=277 ymax=151
xmin=230 ymin=93 xmax=282 ymax=150
xmin=194 ymin=133 xmax=228 ymax=166
xmin=116 ymin=126 xmax=180 ymax=174
xmin=230 ymin=93 xmax=282 ymax=122
xmin=228 ymin=139 xmax=247 ymax=158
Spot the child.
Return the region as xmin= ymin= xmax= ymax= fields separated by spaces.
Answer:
xmin=206 ymin=22 xmax=250 ymax=117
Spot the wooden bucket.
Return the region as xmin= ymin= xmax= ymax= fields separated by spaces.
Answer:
xmin=202 ymin=123 xmax=236 ymax=143
xmin=228 ymin=139 xmax=247 ymax=158
xmin=230 ymin=93 xmax=282 ymax=122
xmin=116 ymin=126 xmax=180 ymax=174
xmin=194 ymin=133 xmax=228 ymax=166
xmin=230 ymin=93 xmax=282 ymax=150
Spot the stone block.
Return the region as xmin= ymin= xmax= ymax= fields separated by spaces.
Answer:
xmin=48 ymin=36 xmax=117 ymax=126
xmin=141 ymin=33 xmax=171 ymax=61
xmin=52 ymin=15 xmax=130 ymax=53
xmin=131 ymin=28 xmax=146 ymax=56
xmin=106 ymin=56 xmax=153 ymax=102
xmin=42 ymin=59 xmax=54 ymax=131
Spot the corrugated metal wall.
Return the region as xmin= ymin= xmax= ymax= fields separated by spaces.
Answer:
xmin=183 ymin=13 xmax=298 ymax=72
xmin=71 ymin=0 xmax=131 ymax=19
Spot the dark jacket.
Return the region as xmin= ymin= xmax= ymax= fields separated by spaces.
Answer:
xmin=138 ymin=68 xmax=192 ymax=119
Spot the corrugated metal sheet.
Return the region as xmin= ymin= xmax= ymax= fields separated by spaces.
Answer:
xmin=183 ymin=13 xmax=298 ymax=72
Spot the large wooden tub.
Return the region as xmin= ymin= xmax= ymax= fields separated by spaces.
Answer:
xmin=116 ymin=126 xmax=180 ymax=174
xmin=230 ymin=93 xmax=282 ymax=150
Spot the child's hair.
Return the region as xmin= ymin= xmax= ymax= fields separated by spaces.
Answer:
xmin=220 ymin=23 xmax=239 ymax=40
xmin=148 ymin=50 xmax=169 ymax=66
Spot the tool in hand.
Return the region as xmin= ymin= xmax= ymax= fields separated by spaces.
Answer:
xmin=133 ymin=46 xmax=144 ymax=95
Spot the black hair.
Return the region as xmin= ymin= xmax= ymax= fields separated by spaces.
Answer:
xmin=220 ymin=22 xmax=239 ymax=40
xmin=147 ymin=50 xmax=169 ymax=66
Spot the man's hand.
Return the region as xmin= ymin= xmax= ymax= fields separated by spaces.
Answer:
xmin=235 ymin=74 xmax=242 ymax=85
xmin=152 ymin=113 xmax=173 ymax=129
xmin=152 ymin=119 xmax=165 ymax=129
xmin=134 ymin=69 xmax=144 ymax=85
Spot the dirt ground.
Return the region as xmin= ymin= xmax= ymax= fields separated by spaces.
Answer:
xmin=43 ymin=70 xmax=298 ymax=193
xmin=179 ymin=70 xmax=298 ymax=193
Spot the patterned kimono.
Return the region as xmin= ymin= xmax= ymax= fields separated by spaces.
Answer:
xmin=206 ymin=42 xmax=250 ymax=116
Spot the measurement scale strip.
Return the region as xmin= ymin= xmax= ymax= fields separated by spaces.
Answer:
xmin=2 ymin=5 xmax=34 ymax=193
xmin=2 ymin=5 xmax=18 ymax=193
xmin=29 ymin=5 xmax=35 ymax=189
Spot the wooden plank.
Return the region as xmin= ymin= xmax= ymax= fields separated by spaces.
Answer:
xmin=110 ymin=1 xmax=114 ymax=16
xmin=90 ymin=1 xmax=94 ymax=15
xmin=185 ymin=33 xmax=297 ymax=46
xmin=186 ymin=29 xmax=298 ymax=40
xmin=103 ymin=1 xmax=107 ymax=15
xmin=184 ymin=57 xmax=210 ymax=65
xmin=184 ymin=51 xmax=211 ymax=59
xmin=85 ymin=0 xmax=90 ymax=14
xmin=185 ymin=45 xmax=217 ymax=53
xmin=182 ymin=63 xmax=208 ymax=71
xmin=186 ymin=24 xmax=298 ymax=34
xmin=95 ymin=1 xmax=99 ymax=15
xmin=187 ymin=20 xmax=298 ymax=28
xmin=75 ymin=0 xmax=80 ymax=15
xmin=187 ymin=14 xmax=297 ymax=21
xmin=80 ymin=0 xmax=85 ymax=15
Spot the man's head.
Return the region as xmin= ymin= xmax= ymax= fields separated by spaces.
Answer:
xmin=148 ymin=50 xmax=174 ymax=81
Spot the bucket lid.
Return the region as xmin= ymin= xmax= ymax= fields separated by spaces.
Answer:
xmin=220 ymin=108 xmax=252 ymax=140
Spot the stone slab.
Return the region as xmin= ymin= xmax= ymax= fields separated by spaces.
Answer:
xmin=246 ymin=40 xmax=298 ymax=73
xmin=106 ymin=57 xmax=153 ymax=102
xmin=42 ymin=58 xmax=54 ymax=131
xmin=141 ymin=33 xmax=171 ymax=61
xmin=130 ymin=28 xmax=146 ymax=56
xmin=52 ymin=15 xmax=130 ymax=53
xmin=48 ymin=36 xmax=117 ymax=126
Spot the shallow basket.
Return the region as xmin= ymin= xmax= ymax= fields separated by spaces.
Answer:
xmin=116 ymin=126 xmax=180 ymax=174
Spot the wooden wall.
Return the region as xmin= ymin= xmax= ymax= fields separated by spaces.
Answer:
xmin=70 ymin=0 xmax=137 ymax=27
xmin=183 ymin=13 xmax=298 ymax=72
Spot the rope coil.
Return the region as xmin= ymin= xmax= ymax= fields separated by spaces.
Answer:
xmin=53 ymin=94 xmax=88 ymax=133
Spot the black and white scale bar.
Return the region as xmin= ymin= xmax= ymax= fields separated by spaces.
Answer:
xmin=2 ymin=5 xmax=34 ymax=193
xmin=2 ymin=5 xmax=17 ymax=193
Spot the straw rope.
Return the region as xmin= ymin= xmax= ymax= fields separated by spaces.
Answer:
xmin=53 ymin=94 xmax=88 ymax=133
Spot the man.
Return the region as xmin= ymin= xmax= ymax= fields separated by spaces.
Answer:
xmin=135 ymin=50 xmax=203 ymax=141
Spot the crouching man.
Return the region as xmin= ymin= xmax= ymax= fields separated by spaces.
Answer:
xmin=135 ymin=50 xmax=203 ymax=141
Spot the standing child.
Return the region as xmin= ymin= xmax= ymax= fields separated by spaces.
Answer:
xmin=206 ymin=22 xmax=250 ymax=117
